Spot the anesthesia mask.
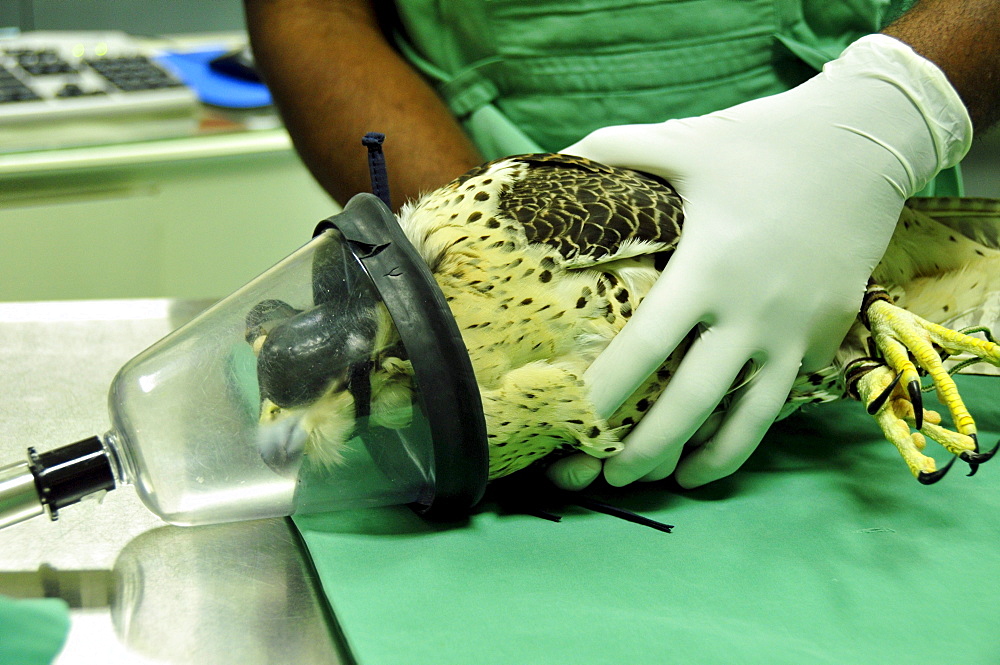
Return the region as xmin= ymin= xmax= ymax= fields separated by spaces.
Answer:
xmin=0 ymin=192 xmax=489 ymax=529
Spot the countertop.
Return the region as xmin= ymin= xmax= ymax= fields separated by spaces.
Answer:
xmin=0 ymin=299 xmax=344 ymax=664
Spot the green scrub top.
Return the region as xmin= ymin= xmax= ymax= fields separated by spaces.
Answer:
xmin=388 ymin=0 xmax=960 ymax=195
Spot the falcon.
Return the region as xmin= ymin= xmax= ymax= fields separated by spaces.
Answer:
xmin=250 ymin=153 xmax=1000 ymax=485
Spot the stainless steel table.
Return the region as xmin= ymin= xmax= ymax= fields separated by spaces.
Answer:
xmin=0 ymin=300 xmax=345 ymax=664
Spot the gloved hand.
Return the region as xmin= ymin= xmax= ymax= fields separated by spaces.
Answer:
xmin=549 ymin=34 xmax=972 ymax=491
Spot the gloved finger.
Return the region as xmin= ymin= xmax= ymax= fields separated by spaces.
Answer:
xmin=674 ymin=355 xmax=802 ymax=488
xmin=639 ymin=410 xmax=725 ymax=482
xmin=546 ymin=454 xmax=603 ymax=491
xmin=602 ymin=335 xmax=753 ymax=486
xmin=584 ymin=269 xmax=703 ymax=419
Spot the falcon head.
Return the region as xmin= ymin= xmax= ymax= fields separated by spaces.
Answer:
xmin=246 ymin=297 xmax=414 ymax=474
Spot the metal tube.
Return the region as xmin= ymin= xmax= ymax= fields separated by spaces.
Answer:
xmin=0 ymin=460 xmax=44 ymax=529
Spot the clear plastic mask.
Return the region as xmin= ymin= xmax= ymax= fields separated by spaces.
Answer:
xmin=0 ymin=194 xmax=487 ymax=530
xmin=98 ymin=197 xmax=485 ymax=524
xmin=111 ymin=223 xmax=438 ymax=524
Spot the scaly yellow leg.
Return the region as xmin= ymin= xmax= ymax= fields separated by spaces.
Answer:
xmin=856 ymin=283 xmax=1000 ymax=481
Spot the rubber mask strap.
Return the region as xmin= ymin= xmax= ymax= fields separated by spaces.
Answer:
xmin=348 ymin=359 xmax=375 ymax=419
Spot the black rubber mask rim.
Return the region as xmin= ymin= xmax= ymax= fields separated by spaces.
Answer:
xmin=313 ymin=193 xmax=489 ymax=518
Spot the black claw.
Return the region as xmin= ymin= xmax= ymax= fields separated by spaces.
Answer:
xmin=907 ymin=380 xmax=923 ymax=430
xmin=867 ymin=371 xmax=902 ymax=416
xmin=984 ymin=438 xmax=1000 ymax=459
xmin=961 ymin=438 xmax=1000 ymax=476
xmin=917 ymin=456 xmax=956 ymax=485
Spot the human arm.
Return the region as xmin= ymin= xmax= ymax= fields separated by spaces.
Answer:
xmin=243 ymin=0 xmax=484 ymax=210
xmin=884 ymin=0 xmax=1000 ymax=130
xmin=551 ymin=1 xmax=996 ymax=491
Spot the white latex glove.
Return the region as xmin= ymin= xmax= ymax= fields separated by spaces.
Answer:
xmin=549 ymin=35 xmax=972 ymax=491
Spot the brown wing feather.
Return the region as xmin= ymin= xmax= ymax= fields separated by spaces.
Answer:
xmin=496 ymin=153 xmax=685 ymax=264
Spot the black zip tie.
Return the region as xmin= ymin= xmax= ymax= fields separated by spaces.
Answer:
xmin=566 ymin=494 xmax=674 ymax=533
xmin=525 ymin=508 xmax=563 ymax=523
xmin=362 ymin=132 xmax=392 ymax=210
xmin=486 ymin=472 xmax=672 ymax=532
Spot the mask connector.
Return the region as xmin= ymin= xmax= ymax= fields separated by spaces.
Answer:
xmin=0 ymin=436 xmax=116 ymax=529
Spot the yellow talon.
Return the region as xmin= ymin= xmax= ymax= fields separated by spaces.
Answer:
xmin=866 ymin=297 xmax=999 ymax=439
xmin=856 ymin=365 xmax=938 ymax=479
xmin=852 ymin=284 xmax=1000 ymax=482
xmin=919 ymin=421 xmax=978 ymax=458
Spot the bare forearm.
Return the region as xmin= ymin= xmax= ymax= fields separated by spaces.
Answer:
xmin=244 ymin=0 xmax=483 ymax=210
xmin=883 ymin=0 xmax=1000 ymax=130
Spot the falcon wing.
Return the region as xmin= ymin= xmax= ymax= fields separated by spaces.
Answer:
xmin=496 ymin=153 xmax=684 ymax=268
xmin=906 ymin=196 xmax=1000 ymax=250
xmin=901 ymin=197 xmax=1000 ymax=377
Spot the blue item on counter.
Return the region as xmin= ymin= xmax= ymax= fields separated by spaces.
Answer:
xmin=157 ymin=49 xmax=272 ymax=109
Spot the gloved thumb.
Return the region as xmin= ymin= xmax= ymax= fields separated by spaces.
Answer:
xmin=562 ymin=118 xmax=703 ymax=185
xmin=546 ymin=454 xmax=603 ymax=490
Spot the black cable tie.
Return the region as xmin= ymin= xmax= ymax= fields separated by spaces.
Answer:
xmin=486 ymin=471 xmax=673 ymax=532
xmin=362 ymin=132 xmax=392 ymax=210
xmin=568 ymin=494 xmax=675 ymax=533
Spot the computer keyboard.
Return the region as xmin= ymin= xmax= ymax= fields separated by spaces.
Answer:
xmin=0 ymin=31 xmax=199 ymax=124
